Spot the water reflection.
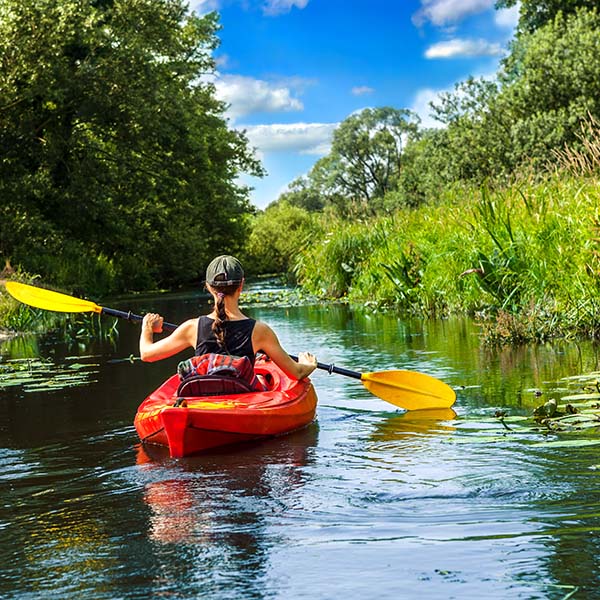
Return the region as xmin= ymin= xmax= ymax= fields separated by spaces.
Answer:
xmin=0 ymin=333 xmax=41 ymax=358
xmin=132 ymin=426 xmax=318 ymax=597
xmin=5 ymin=290 xmax=600 ymax=597
xmin=369 ymin=408 xmax=457 ymax=444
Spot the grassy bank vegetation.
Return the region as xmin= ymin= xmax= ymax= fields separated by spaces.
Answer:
xmin=248 ymin=138 xmax=600 ymax=345
xmin=296 ymin=172 xmax=600 ymax=344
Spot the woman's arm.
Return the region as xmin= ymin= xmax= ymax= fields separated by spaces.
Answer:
xmin=252 ymin=321 xmax=317 ymax=380
xmin=139 ymin=314 xmax=197 ymax=362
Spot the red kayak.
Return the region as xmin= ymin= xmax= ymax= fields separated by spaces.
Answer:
xmin=134 ymin=357 xmax=318 ymax=457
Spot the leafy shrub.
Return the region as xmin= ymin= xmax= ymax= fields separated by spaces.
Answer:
xmin=244 ymin=202 xmax=321 ymax=278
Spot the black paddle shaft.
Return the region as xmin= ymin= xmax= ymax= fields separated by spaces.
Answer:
xmin=101 ymin=307 xmax=178 ymax=332
xmin=288 ymin=354 xmax=362 ymax=380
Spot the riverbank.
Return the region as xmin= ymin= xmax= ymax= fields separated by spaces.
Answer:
xmin=3 ymin=172 xmax=600 ymax=347
xmin=290 ymin=172 xmax=600 ymax=345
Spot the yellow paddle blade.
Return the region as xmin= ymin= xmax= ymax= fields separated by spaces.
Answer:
xmin=4 ymin=281 xmax=102 ymax=314
xmin=361 ymin=370 xmax=456 ymax=411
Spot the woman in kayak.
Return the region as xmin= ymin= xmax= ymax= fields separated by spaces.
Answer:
xmin=139 ymin=255 xmax=317 ymax=381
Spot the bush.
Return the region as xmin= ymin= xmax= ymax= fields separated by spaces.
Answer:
xmin=245 ymin=202 xmax=321 ymax=277
xmin=293 ymin=173 xmax=600 ymax=343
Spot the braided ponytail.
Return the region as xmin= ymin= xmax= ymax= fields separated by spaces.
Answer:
xmin=210 ymin=283 xmax=240 ymax=351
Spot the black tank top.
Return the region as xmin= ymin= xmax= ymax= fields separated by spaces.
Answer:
xmin=195 ymin=316 xmax=256 ymax=364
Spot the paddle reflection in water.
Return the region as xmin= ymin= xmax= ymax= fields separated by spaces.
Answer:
xmin=133 ymin=424 xmax=318 ymax=597
xmin=369 ymin=408 xmax=457 ymax=443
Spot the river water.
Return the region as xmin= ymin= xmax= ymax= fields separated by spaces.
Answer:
xmin=2 ymin=285 xmax=600 ymax=599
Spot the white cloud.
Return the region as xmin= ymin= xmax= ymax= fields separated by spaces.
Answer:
xmin=425 ymin=38 xmax=504 ymax=58
xmin=214 ymin=54 xmax=231 ymax=69
xmin=410 ymin=88 xmax=447 ymax=129
xmin=240 ymin=122 xmax=337 ymax=155
xmin=214 ymin=75 xmax=305 ymax=121
xmin=190 ymin=0 xmax=221 ymax=14
xmin=351 ymin=86 xmax=375 ymax=96
xmin=262 ymin=0 xmax=309 ymax=16
xmin=495 ymin=3 xmax=520 ymax=28
xmin=413 ymin=0 xmax=496 ymax=27
xmin=192 ymin=0 xmax=310 ymax=16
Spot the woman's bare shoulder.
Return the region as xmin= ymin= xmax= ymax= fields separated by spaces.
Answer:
xmin=253 ymin=319 xmax=274 ymax=337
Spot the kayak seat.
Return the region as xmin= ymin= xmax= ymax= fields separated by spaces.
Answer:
xmin=176 ymin=374 xmax=255 ymax=398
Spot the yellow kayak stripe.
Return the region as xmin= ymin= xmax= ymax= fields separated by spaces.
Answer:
xmin=185 ymin=400 xmax=247 ymax=410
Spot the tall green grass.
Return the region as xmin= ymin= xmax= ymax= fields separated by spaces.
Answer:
xmin=295 ymin=173 xmax=600 ymax=344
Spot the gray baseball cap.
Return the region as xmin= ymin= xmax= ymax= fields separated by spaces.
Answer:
xmin=205 ymin=255 xmax=244 ymax=287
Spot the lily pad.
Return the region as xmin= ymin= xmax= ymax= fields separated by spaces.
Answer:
xmin=497 ymin=415 xmax=531 ymax=423
xmin=0 ymin=356 xmax=99 ymax=393
xmin=532 ymin=439 xmax=600 ymax=448
xmin=561 ymin=393 xmax=600 ymax=401
xmin=67 ymin=362 xmax=99 ymax=370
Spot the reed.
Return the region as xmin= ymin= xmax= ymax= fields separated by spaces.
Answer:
xmin=551 ymin=113 xmax=600 ymax=177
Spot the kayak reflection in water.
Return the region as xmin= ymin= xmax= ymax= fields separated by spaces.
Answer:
xmin=139 ymin=255 xmax=318 ymax=384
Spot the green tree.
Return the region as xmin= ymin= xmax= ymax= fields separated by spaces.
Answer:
xmin=277 ymin=176 xmax=325 ymax=212
xmin=496 ymin=0 xmax=598 ymax=33
xmin=326 ymin=107 xmax=421 ymax=208
xmin=245 ymin=202 xmax=318 ymax=275
xmin=427 ymin=77 xmax=508 ymax=181
xmin=414 ymin=9 xmax=600 ymax=185
xmin=498 ymin=8 xmax=600 ymax=168
xmin=0 ymin=0 xmax=262 ymax=293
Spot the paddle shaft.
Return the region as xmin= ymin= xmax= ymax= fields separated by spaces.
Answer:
xmin=101 ymin=307 xmax=178 ymax=332
xmin=125 ymin=316 xmax=349 ymax=376
xmin=5 ymin=281 xmax=456 ymax=408
xmin=105 ymin=309 xmax=356 ymax=378
xmin=288 ymin=354 xmax=362 ymax=380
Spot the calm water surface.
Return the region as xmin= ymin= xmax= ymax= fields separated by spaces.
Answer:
xmin=2 ymin=285 xmax=600 ymax=599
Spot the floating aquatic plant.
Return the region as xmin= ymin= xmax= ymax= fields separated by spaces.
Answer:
xmin=0 ymin=356 xmax=99 ymax=393
xmin=477 ymin=371 xmax=600 ymax=447
xmin=241 ymin=287 xmax=320 ymax=308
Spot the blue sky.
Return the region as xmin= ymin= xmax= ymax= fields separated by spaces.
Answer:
xmin=192 ymin=0 xmax=520 ymax=209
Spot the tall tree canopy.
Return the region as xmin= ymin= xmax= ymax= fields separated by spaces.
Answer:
xmin=327 ymin=107 xmax=420 ymax=205
xmin=411 ymin=7 xmax=600 ymax=187
xmin=277 ymin=107 xmax=421 ymax=216
xmin=0 ymin=0 xmax=262 ymax=293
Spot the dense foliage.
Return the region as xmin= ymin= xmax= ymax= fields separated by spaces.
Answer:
xmin=0 ymin=0 xmax=261 ymax=295
xmin=296 ymin=170 xmax=600 ymax=344
xmin=244 ymin=202 xmax=320 ymax=277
